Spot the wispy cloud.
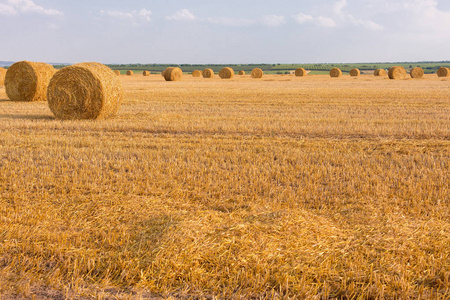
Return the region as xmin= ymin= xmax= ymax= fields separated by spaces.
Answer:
xmin=0 ymin=0 xmax=62 ymax=16
xmin=293 ymin=13 xmax=336 ymax=28
xmin=202 ymin=16 xmax=257 ymax=27
xmin=166 ymin=8 xmax=196 ymax=21
xmin=100 ymin=8 xmax=152 ymax=22
xmin=262 ymin=15 xmax=286 ymax=27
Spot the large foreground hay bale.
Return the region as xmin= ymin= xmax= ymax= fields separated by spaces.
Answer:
xmin=164 ymin=67 xmax=183 ymax=81
xmin=126 ymin=70 xmax=133 ymax=76
xmin=251 ymin=68 xmax=263 ymax=79
xmin=192 ymin=70 xmax=202 ymax=77
xmin=374 ymin=69 xmax=387 ymax=76
xmin=437 ymin=67 xmax=449 ymax=77
xmin=47 ymin=62 xmax=123 ymax=120
xmin=219 ymin=67 xmax=234 ymax=79
xmin=295 ymin=68 xmax=307 ymax=77
xmin=202 ymin=68 xmax=214 ymax=78
xmin=350 ymin=68 xmax=360 ymax=77
xmin=0 ymin=67 xmax=6 ymax=86
xmin=143 ymin=71 xmax=150 ymax=76
xmin=5 ymin=61 xmax=55 ymax=102
xmin=114 ymin=70 xmax=121 ymax=76
xmin=388 ymin=66 xmax=407 ymax=79
xmin=410 ymin=67 xmax=424 ymax=79
xmin=239 ymin=70 xmax=245 ymax=75
xmin=330 ymin=68 xmax=342 ymax=77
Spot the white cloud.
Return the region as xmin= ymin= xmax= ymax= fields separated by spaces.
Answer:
xmin=100 ymin=8 xmax=152 ymax=22
xmin=316 ymin=16 xmax=337 ymax=28
xmin=262 ymin=15 xmax=285 ymax=27
xmin=293 ymin=13 xmax=314 ymax=24
xmin=166 ymin=9 xmax=195 ymax=21
xmin=202 ymin=17 xmax=256 ymax=27
xmin=0 ymin=0 xmax=62 ymax=16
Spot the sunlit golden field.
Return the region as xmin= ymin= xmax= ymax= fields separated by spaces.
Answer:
xmin=0 ymin=74 xmax=449 ymax=299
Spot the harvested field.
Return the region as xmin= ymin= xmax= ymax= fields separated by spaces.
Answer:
xmin=0 ymin=74 xmax=449 ymax=299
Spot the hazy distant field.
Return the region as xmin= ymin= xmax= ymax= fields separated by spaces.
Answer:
xmin=0 ymin=74 xmax=449 ymax=299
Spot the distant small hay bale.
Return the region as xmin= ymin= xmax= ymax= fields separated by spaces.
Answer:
xmin=219 ymin=67 xmax=234 ymax=79
xmin=126 ymin=70 xmax=134 ymax=76
xmin=5 ymin=61 xmax=55 ymax=102
xmin=114 ymin=70 xmax=121 ymax=76
xmin=202 ymin=68 xmax=214 ymax=78
xmin=239 ymin=70 xmax=245 ymax=75
xmin=192 ymin=70 xmax=202 ymax=77
xmin=388 ymin=66 xmax=407 ymax=80
xmin=295 ymin=68 xmax=307 ymax=77
xmin=47 ymin=62 xmax=123 ymax=120
xmin=350 ymin=68 xmax=361 ymax=77
xmin=164 ymin=67 xmax=183 ymax=81
xmin=0 ymin=67 xmax=6 ymax=86
xmin=251 ymin=68 xmax=263 ymax=79
xmin=330 ymin=68 xmax=342 ymax=77
xmin=437 ymin=67 xmax=450 ymax=77
xmin=410 ymin=67 xmax=424 ymax=79
xmin=374 ymin=69 xmax=387 ymax=76
xmin=143 ymin=71 xmax=150 ymax=76
xmin=161 ymin=70 xmax=165 ymax=77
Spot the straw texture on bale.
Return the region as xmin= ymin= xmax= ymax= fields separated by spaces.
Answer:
xmin=47 ymin=62 xmax=123 ymax=120
xmin=142 ymin=71 xmax=150 ymax=76
xmin=192 ymin=70 xmax=202 ymax=77
xmin=239 ymin=70 xmax=245 ymax=75
xmin=437 ymin=67 xmax=449 ymax=77
xmin=5 ymin=61 xmax=55 ymax=102
xmin=374 ymin=69 xmax=387 ymax=76
xmin=164 ymin=67 xmax=183 ymax=81
xmin=295 ymin=68 xmax=307 ymax=77
xmin=388 ymin=66 xmax=407 ymax=80
xmin=114 ymin=70 xmax=121 ymax=76
xmin=350 ymin=68 xmax=361 ymax=77
xmin=330 ymin=68 xmax=342 ymax=77
xmin=410 ymin=67 xmax=424 ymax=79
xmin=202 ymin=69 xmax=214 ymax=78
xmin=251 ymin=68 xmax=263 ymax=79
xmin=219 ymin=67 xmax=234 ymax=79
xmin=0 ymin=67 xmax=6 ymax=86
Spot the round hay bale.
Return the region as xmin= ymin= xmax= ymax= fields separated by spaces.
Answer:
xmin=202 ymin=68 xmax=214 ymax=78
xmin=47 ymin=62 xmax=123 ymax=120
xmin=0 ymin=67 xmax=6 ymax=86
xmin=330 ymin=68 xmax=342 ymax=77
xmin=251 ymin=68 xmax=263 ymax=79
xmin=143 ymin=71 xmax=150 ymax=76
xmin=374 ymin=69 xmax=387 ymax=76
xmin=350 ymin=68 xmax=360 ymax=77
xmin=192 ymin=70 xmax=202 ymax=77
xmin=388 ymin=66 xmax=407 ymax=80
xmin=219 ymin=67 xmax=234 ymax=79
xmin=114 ymin=70 xmax=121 ymax=76
xmin=5 ymin=61 xmax=55 ymax=102
xmin=239 ymin=70 xmax=245 ymax=75
xmin=410 ymin=67 xmax=424 ymax=79
xmin=295 ymin=68 xmax=307 ymax=77
xmin=437 ymin=67 xmax=450 ymax=77
xmin=126 ymin=70 xmax=134 ymax=76
xmin=164 ymin=67 xmax=183 ymax=81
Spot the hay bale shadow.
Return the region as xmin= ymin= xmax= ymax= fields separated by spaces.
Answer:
xmin=0 ymin=113 xmax=54 ymax=120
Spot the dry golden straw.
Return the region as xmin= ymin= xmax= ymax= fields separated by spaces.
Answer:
xmin=126 ymin=70 xmax=134 ymax=76
xmin=164 ymin=67 xmax=183 ymax=81
xmin=410 ymin=67 xmax=424 ymax=79
xmin=202 ymin=68 xmax=214 ymax=78
xmin=388 ymin=66 xmax=407 ymax=80
xmin=114 ymin=70 xmax=121 ymax=76
xmin=239 ymin=70 xmax=245 ymax=75
xmin=330 ymin=68 xmax=342 ymax=77
xmin=47 ymin=62 xmax=123 ymax=120
xmin=0 ymin=67 xmax=6 ymax=86
xmin=374 ymin=69 xmax=387 ymax=76
xmin=437 ymin=67 xmax=449 ymax=77
xmin=142 ymin=71 xmax=150 ymax=76
xmin=295 ymin=68 xmax=307 ymax=77
xmin=192 ymin=70 xmax=202 ymax=77
xmin=219 ymin=67 xmax=234 ymax=79
xmin=251 ymin=68 xmax=263 ymax=79
xmin=5 ymin=61 xmax=55 ymax=102
xmin=350 ymin=68 xmax=361 ymax=77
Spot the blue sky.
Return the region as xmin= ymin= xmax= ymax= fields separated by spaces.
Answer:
xmin=1 ymin=0 xmax=450 ymax=64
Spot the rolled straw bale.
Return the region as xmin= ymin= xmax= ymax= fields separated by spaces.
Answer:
xmin=192 ymin=70 xmax=202 ymax=77
xmin=114 ymin=70 xmax=121 ymax=76
xmin=164 ymin=67 xmax=183 ymax=81
xmin=350 ymin=68 xmax=360 ymax=77
xmin=5 ymin=61 xmax=55 ymax=102
xmin=126 ymin=70 xmax=133 ymax=76
xmin=47 ymin=62 xmax=123 ymax=120
xmin=143 ymin=71 xmax=150 ymax=76
xmin=0 ymin=67 xmax=6 ymax=86
xmin=251 ymin=68 xmax=263 ymax=79
xmin=374 ymin=69 xmax=387 ymax=76
xmin=202 ymin=68 xmax=214 ymax=78
xmin=219 ymin=67 xmax=234 ymax=79
xmin=410 ymin=67 xmax=424 ymax=79
xmin=437 ymin=67 xmax=449 ymax=77
xmin=295 ymin=68 xmax=307 ymax=77
xmin=388 ymin=66 xmax=406 ymax=80
xmin=239 ymin=70 xmax=245 ymax=75
xmin=330 ymin=68 xmax=342 ymax=77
